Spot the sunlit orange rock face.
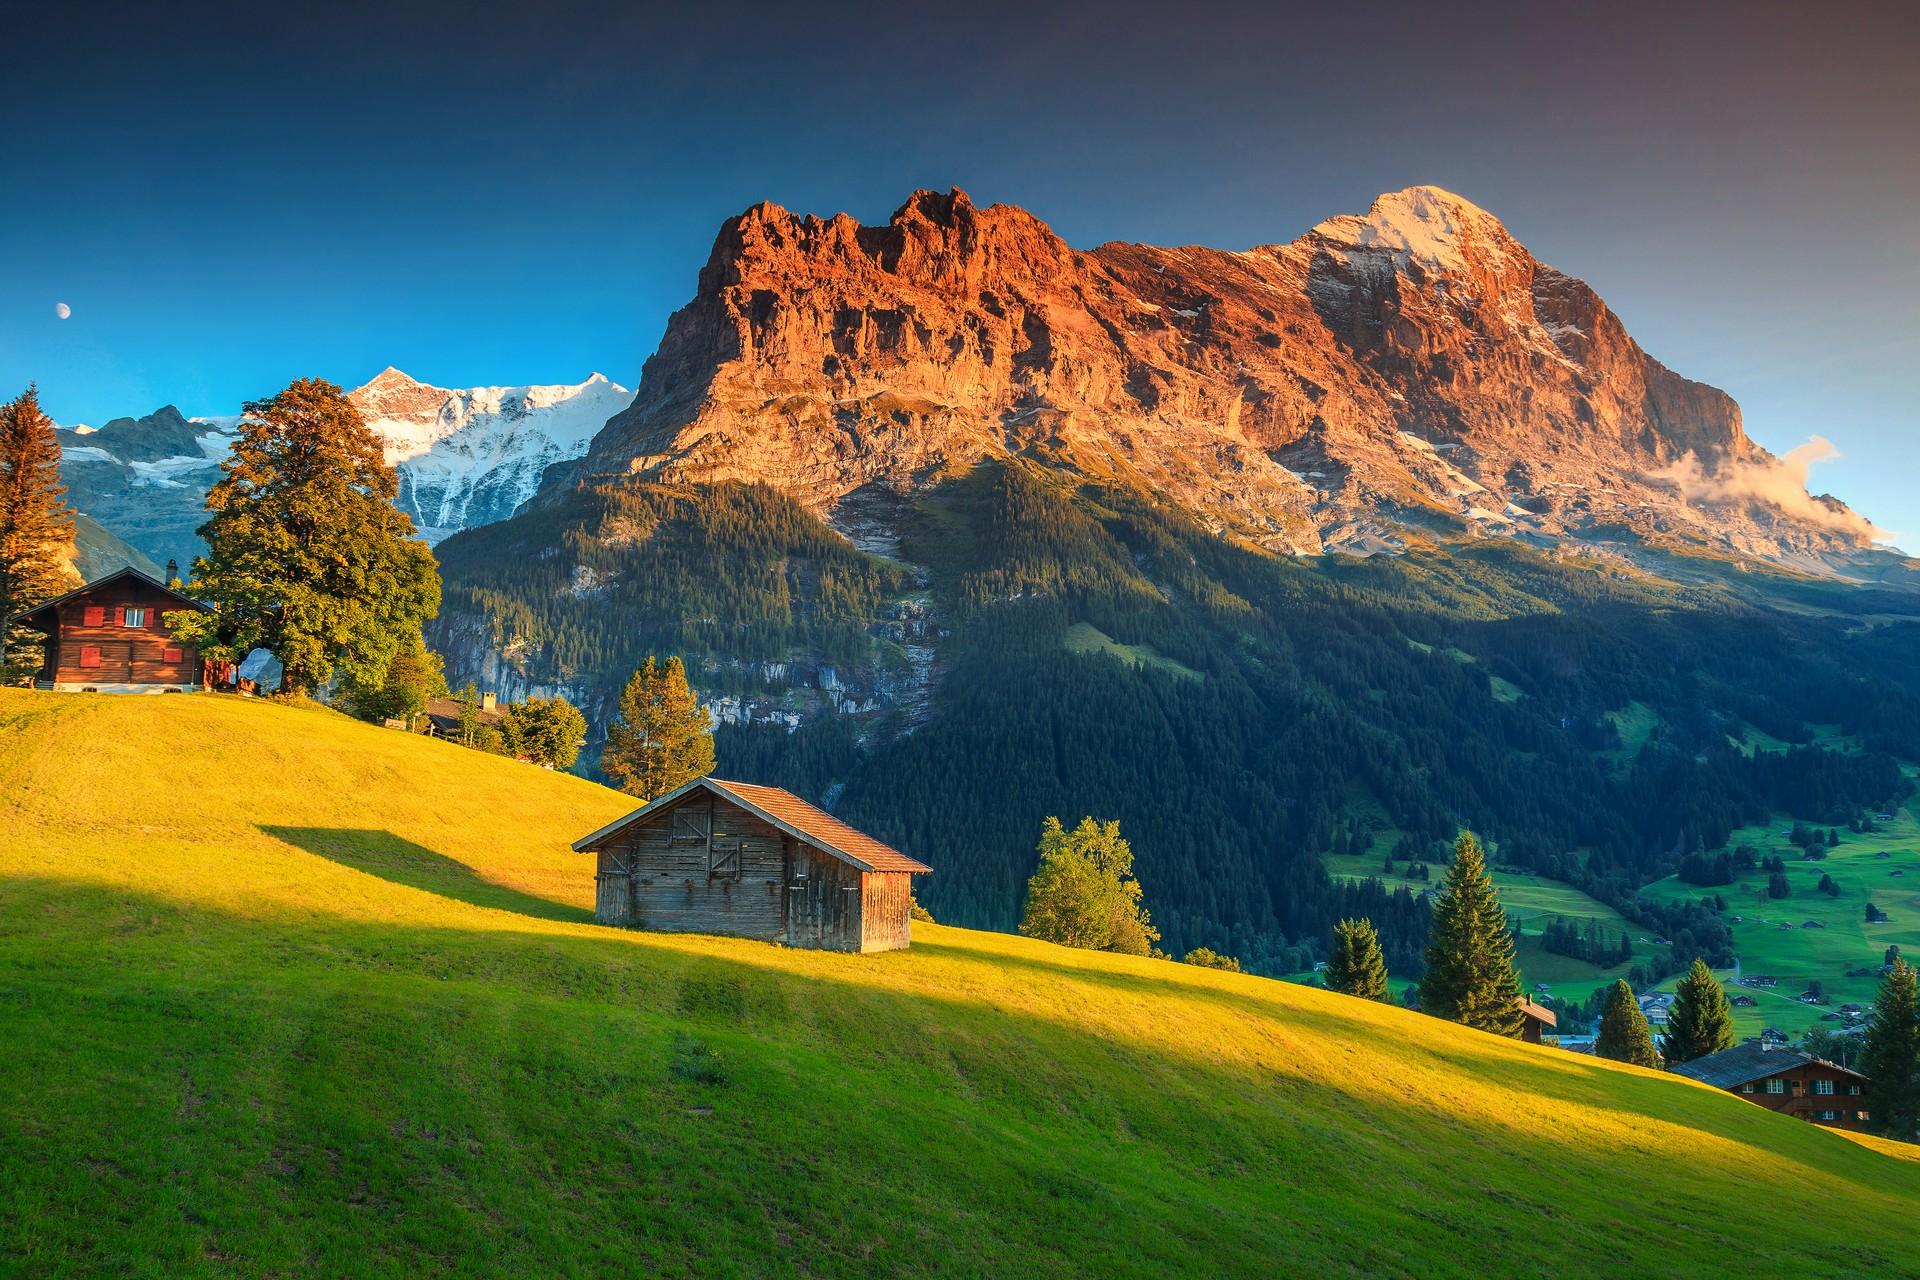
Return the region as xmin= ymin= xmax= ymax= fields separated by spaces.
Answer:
xmin=575 ymin=185 xmax=1869 ymax=559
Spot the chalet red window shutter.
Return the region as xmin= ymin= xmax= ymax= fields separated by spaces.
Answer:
xmin=83 ymin=605 xmax=104 ymax=627
xmin=80 ymin=645 xmax=102 ymax=668
xmin=163 ymin=646 xmax=184 ymax=664
xmin=114 ymin=605 xmax=126 ymax=626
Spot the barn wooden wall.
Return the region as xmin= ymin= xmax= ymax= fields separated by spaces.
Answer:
xmin=859 ymin=872 xmax=914 ymax=953
xmin=592 ymin=794 xmax=787 ymax=940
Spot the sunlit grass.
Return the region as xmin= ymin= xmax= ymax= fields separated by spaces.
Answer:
xmin=2 ymin=689 xmax=1917 ymax=1277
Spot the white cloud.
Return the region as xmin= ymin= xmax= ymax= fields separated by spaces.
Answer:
xmin=1651 ymin=436 xmax=1887 ymax=544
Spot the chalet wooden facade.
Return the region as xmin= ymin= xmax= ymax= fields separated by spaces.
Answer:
xmin=1669 ymin=1042 xmax=1872 ymax=1130
xmin=573 ymin=777 xmax=931 ymax=953
xmin=7 ymin=569 xmax=208 ymax=693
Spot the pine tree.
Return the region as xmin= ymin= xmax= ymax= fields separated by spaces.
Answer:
xmin=1019 ymin=816 xmax=1159 ymax=956
xmin=1660 ymin=958 xmax=1735 ymax=1064
xmin=173 ymin=378 xmax=439 ymax=696
xmin=1419 ymin=831 xmax=1525 ymax=1035
xmin=601 ymin=656 xmax=715 ymax=800
xmin=1325 ymin=917 xmax=1390 ymax=1000
xmin=0 ymin=385 xmax=78 ymax=677
xmin=1595 ymin=980 xmax=1663 ymax=1067
xmin=1860 ymin=958 xmax=1920 ymax=1141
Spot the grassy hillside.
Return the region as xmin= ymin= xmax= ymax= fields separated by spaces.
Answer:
xmin=3 ymin=691 xmax=1919 ymax=1278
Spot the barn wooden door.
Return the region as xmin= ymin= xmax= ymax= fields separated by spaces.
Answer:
xmin=786 ymin=841 xmax=818 ymax=946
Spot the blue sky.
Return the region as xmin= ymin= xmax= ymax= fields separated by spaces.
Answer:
xmin=4 ymin=1 xmax=1914 ymax=541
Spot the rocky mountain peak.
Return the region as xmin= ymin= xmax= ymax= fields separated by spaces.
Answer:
xmin=568 ymin=186 xmax=1878 ymax=566
xmin=1307 ymin=185 xmax=1514 ymax=273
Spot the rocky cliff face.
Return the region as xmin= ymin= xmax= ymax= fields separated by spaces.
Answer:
xmin=571 ymin=185 xmax=1873 ymax=562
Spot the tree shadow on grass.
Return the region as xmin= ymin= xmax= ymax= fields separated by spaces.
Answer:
xmin=260 ymin=825 xmax=591 ymax=924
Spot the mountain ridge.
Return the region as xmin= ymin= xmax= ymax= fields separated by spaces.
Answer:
xmin=55 ymin=369 xmax=634 ymax=566
xmin=563 ymin=184 xmax=1878 ymax=568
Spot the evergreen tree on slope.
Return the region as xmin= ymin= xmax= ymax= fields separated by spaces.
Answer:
xmin=0 ymin=385 xmax=77 ymax=677
xmin=1419 ymin=831 xmax=1525 ymax=1036
xmin=1861 ymin=958 xmax=1920 ymax=1142
xmin=602 ymin=655 xmax=715 ymax=800
xmin=1660 ymin=958 xmax=1736 ymax=1064
xmin=1325 ymin=917 xmax=1391 ymax=1001
xmin=1595 ymin=980 xmax=1663 ymax=1068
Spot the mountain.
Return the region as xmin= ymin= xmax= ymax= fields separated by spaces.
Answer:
xmin=55 ymin=371 xmax=634 ymax=567
xmin=569 ymin=185 xmax=1880 ymax=565
xmin=5 ymin=688 xmax=1917 ymax=1277
xmin=352 ymin=368 xmax=635 ymax=542
xmin=70 ymin=511 xmax=163 ymax=582
xmin=432 ymin=187 xmax=1920 ymax=971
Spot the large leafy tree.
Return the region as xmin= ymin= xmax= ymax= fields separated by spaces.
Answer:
xmin=1019 ymin=816 xmax=1159 ymax=956
xmin=1861 ymin=958 xmax=1920 ymax=1141
xmin=1325 ymin=917 xmax=1390 ymax=1001
xmin=0 ymin=385 xmax=77 ymax=676
xmin=175 ymin=378 xmax=439 ymax=696
xmin=503 ymin=696 xmax=588 ymax=770
xmin=601 ymin=656 xmax=715 ymax=799
xmin=342 ymin=638 xmax=446 ymax=726
xmin=1419 ymin=831 xmax=1525 ymax=1036
xmin=1660 ymin=958 xmax=1735 ymax=1064
xmin=1595 ymin=980 xmax=1662 ymax=1068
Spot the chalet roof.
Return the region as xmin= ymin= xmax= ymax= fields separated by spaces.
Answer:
xmin=1668 ymin=1041 xmax=1867 ymax=1090
xmin=5 ymin=567 xmax=208 ymax=628
xmin=573 ymin=776 xmax=932 ymax=875
xmin=1519 ymin=997 xmax=1557 ymax=1028
xmin=421 ymin=696 xmax=506 ymax=729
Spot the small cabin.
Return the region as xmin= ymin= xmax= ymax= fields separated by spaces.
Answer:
xmin=1518 ymin=996 xmax=1558 ymax=1045
xmin=6 ymin=568 xmax=208 ymax=693
xmin=573 ymin=777 xmax=931 ymax=953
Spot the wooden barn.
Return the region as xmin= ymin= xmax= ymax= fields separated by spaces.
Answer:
xmin=7 ymin=568 xmax=208 ymax=693
xmin=573 ymin=777 xmax=931 ymax=953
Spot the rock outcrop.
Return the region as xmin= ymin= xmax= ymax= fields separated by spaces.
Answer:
xmin=571 ymin=185 xmax=1874 ymax=561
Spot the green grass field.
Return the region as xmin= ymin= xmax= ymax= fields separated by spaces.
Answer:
xmin=1640 ymin=808 xmax=1920 ymax=1040
xmin=4 ymin=690 xmax=1920 ymax=1277
xmin=1061 ymin=621 xmax=1201 ymax=680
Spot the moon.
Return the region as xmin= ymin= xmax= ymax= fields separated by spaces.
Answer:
xmin=54 ymin=302 xmax=71 ymax=320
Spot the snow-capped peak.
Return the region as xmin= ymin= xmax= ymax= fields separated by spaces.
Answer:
xmin=346 ymin=371 xmax=635 ymax=542
xmin=1311 ymin=185 xmax=1510 ymax=275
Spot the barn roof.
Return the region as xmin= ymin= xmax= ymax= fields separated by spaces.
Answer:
xmin=572 ymin=776 xmax=932 ymax=875
xmin=1667 ymin=1041 xmax=1867 ymax=1090
xmin=5 ymin=567 xmax=208 ymax=628
xmin=1518 ymin=997 xmax=1557 ymax=1028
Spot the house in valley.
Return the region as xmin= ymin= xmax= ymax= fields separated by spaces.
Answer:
xmin=1668 ymin=1042 xmax=1871 ymax=1130
xmin=5 ymin=568 xmax=207 ymax=693
xmin=573 ymin=777 xmax=931 ymax=953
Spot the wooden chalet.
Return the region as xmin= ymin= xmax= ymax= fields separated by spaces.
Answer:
xmin=1518 ymin=996 xmax=1558 ymax=1045
xmin=1668 ymin=1041 xmax=1871 ymax=1130
xmin=419 ymin=691 xmax=506 ymax=738
xmin=6 ymin=568 xmax=207 ymax=693
xmin=573 ymin=777 xmax=931 ymax=953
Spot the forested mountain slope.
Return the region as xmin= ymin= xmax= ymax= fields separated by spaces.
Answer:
xmin=2 ymin=690 xmax=1916 ymax=1278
